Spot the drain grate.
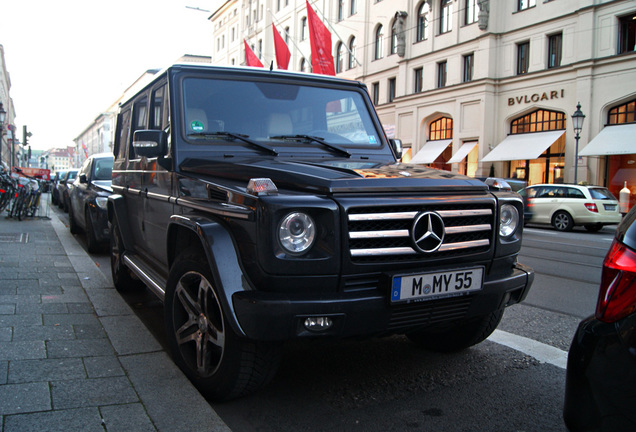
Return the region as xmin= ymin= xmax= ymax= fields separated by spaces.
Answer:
xmin=0 ymin=233 xmax=29 ymax=243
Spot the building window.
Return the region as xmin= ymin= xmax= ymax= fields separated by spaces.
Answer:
xmin=414 ymin=67 xmax=423 ymax=93
xmin=437 ymin=61 xmax=447 ymax=88
xmin=391 ymin=25 xmax=398 ymax=55
xmin=301 ymin=17 xmax=307 ymax=40
xmin=375 ymin=25 xmax=384 ymax=60
xmin=372 ymin=82 xmax=380 ymax=105
xmin=547 ymin=33 xmax=562 ymax=69
xmin=285 ymin=27 xmax=290 ymax=44
xmin=258 ymin=39 xmax=263 ymax=59
xmin=463 ymin=53 xmax=474 ymax=82
xmin=440 ymin=0 xmax=453 ymax=34
xmin=618 ymin=13 xmax=636 ymax=54
xmin=430 ymin=118 xmax=453 ymax=140
xmin=511 ymin=109 xmax=566 ymax=134
xmin=518 ymin=0 xmax=536 ymax=11
xmin=608 ymin=98 xmax=636 ymax=124
xmin=348 ymin=37 xmax=357 ymax=69
xmin=336 ymin=42 xmax=344 ymax=73
xmin=300 ymin=58 xmax=307 ymax=72
xmin=465 ymin=0 xmax=479 ymax=25
xmin=338 ymin=0 xmax=344 ymax=21
xmin=517 ymin=41 xmax=530 ymax=75
xmin=277 ymin=0 xmax=281 ymax=11
xmin=350 ymin=0 xmax=357 ymax=15
xmin=417 ymin=2 xmax=430 ymax=41
xmin=388 ymin=78 xmax=396 ymax=102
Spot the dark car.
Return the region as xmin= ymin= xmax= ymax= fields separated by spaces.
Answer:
xmin=56 ymin=169 xmax=78 ymax=212
xmin=51 ymin=171 xmax=66 ymax=206
xmin=68 ymin=154 xmax=113 ymax=252
xmin=563 ymin=204 xmax=636 ymax=431
xmin=108 ymin=64 xmax=533 ymax=401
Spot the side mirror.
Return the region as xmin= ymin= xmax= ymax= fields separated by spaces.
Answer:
xmin=79 ymin=174 xmax=88 ymax=184
xmin=389 ymin=139 xmax=403 ymax=159
xmin=133 ymin=130 xmax=168 ymax=158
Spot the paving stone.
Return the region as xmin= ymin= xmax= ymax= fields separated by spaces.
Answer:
xmin=0 ymin=304 xmax=15 ymax=314
xmin=0 ymin=285 xmax=17 ymax=295
xmin=0 ymin=314 xmax=42 ymax=327
xmin=100 ymin=315 xmax=162 ymax=355
xmin=43 ymin=313 xmax=100 ymax=327
xmin=74 ymin=324 xmax=107 ymax=340
xmin=13 ymin=324 xmax=75 ymax=341
xmin=67 ymin=302 xmax=95 ymax=314
xmin=17 ymin=284 xmax=63 ymax=295
xmin=0 ymin=294 xmax=41 ymax=304
xmin=51 ymin=376 xmax=139 ymax=409
xmin=0 ymin=382 xmax=51 ymax=414
xmin=85 ymin=288 xmax=133 ymax=317
xmin=0 ymin=327 xmax=11 ymax=342
xmin=3 ymin=407 xmax=104 ymax=432
xmin=8 ymin=358 xmax=86 ymax=383
xmin=83 ymin=356 xmax=125 ymax=379
xmin=1 ymin=360 xmax=7 ymax=384
xmin=0 ymin=341 xmax=46 ymax=361
xmin=100 ymin=403 xmax=156 ymax=432
xmin=16 ymin=302 xmax=68 ymax=315
xmin=46 ymin=339 xmax=114 ymax=358
xmin=41 ymin=288 xmax=89 ymax=304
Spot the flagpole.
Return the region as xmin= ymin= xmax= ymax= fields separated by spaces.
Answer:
xmin=306 ymin=0 xmax=362 ymax=67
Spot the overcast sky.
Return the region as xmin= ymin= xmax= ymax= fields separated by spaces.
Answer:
xmin=1 ymin=0 xmax=221 ymax=151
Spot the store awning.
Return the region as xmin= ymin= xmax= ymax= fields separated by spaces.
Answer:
xmin=448 ymin=142 xmax=478 ymax=163
xmin=406 ymin=139 xmax=452 ymax=164
xmin=579 ymin=123 xmax=636 ymax=156
xmin=481 ymin=130 xmax=565 ymax=162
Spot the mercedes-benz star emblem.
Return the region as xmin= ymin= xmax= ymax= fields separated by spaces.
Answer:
xmin=411 ymin=212 xmax=445 ymax=253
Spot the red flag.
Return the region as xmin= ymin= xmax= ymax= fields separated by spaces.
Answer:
xmin=244 ymin=40 xmax=263 ymax=67
xmin=306 ymin=1 xmax=335 ymax=76
xmin=272 ymin=24 xmax=291 ymax=70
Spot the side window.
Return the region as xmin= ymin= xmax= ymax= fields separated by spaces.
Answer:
xmin=116 ymin=109 xmax=132 ymax=160
xmin=150 ymin=85 xmax=169 ymax=130
xmin=130 ymin=96 xmax=149 ymax=159
xmin=526 ymin=187 xmax=538 ymax=198
xmin=567 ymin=188 xmax=585 ymax=198
xmin=537 ymin=186 xmax=555 ymax=198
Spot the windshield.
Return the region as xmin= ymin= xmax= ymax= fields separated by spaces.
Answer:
xmin=182 ymin=77 xmax=382 ymax=150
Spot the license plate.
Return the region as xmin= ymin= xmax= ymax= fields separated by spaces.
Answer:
xmin=391 ymin=267 xmax=484 ymax=303
xmin=604 ymin=204 xmax=617 ymax=211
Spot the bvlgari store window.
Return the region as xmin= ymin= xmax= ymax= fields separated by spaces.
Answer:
xmin=482 ymin=109 xmax=566 ymax=184
xmin=579 ymin=98 xmax=636 ymax=208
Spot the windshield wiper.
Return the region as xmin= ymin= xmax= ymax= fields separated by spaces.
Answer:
xmin=270 ymin=134 xmax=351 ymax=158
xmin=188 ymin=132 xmax=278 ymax=156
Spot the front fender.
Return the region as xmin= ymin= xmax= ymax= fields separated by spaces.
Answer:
xmin=168 ymin=215 xmax=252 ymax=337
xmin=107 ymin=195 xmax=136 ymax=252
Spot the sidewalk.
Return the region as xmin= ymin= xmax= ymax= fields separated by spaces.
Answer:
xmin=0 ymin=204 xmax=231 ymax=431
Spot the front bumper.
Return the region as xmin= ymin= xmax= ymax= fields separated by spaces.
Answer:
xmin=563 ymin=314 xmax=636 ymax=431
xmin=232 ymin=262 xmax=533 ymax=341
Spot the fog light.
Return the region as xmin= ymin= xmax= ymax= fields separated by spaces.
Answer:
xmin=304 ymin=316 xmax=333 ymax=332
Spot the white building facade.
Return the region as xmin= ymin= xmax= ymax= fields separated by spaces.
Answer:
xmin=209 ymin=0 xmax=636 ymax=208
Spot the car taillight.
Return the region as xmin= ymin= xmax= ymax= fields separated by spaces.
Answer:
xmin=584 ymin=203 xmax=598 ymax=213
xmin=595 ymin=239 xmax=636 ymax=323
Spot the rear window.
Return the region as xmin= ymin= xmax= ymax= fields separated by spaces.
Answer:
xmin=589 ymin=188 xmax=616 ymax=200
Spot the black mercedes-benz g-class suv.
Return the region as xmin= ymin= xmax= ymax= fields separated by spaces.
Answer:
xmin=108 ymin=64 xmax=533 ymax=401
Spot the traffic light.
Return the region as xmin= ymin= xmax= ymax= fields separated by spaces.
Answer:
xmin=27 ymin=146 xmax=31 ymax=160
xmin=22 ymin=125 xmax=32 ymax=146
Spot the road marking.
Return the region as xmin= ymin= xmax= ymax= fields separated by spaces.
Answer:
xmin=487 ymin=329 xmax=568 ymax=369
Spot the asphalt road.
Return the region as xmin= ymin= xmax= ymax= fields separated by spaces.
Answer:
xmin=53 ymin=202 xmax=617 ymax=432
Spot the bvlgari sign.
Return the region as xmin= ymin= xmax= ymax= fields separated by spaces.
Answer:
xmin=508 ymin=89 xmax=565 ymax=106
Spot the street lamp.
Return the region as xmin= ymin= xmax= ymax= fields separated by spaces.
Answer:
xmin=0 ymin=102 xmax=6 ymax=166
xmin=571 ymin=102 xmax=585 ymax=185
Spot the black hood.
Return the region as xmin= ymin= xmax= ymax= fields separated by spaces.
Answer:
xmin=179 ymin=157 xmax=489 ymax=194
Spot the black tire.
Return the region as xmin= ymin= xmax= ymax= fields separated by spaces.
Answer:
xmin=552 ymin=211 xmax=574 ymax=232
xmin=62 ymin=194 xmax=70 ymax=213
xmin=406 ymin=308 xmax=505 ymax=353
xmin=110 ymin=218 xmax=144 ymax=292
xmin=164 ymin=250 xmax=280 ymax=401
xmin=85 ymin=209 xmax=100 ymax=253
xmin=584 ymin=223 xmax=603 ymax=233
xmin=68 ymin=203 xmax=80 ymax=235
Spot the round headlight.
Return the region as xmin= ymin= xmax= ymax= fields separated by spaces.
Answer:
xmin=499 ymin=204 xmax=519 ymax=238
xmin=278 ymin=212 xmax=316 ymax=255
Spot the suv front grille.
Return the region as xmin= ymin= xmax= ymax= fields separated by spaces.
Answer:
xmin=348 ymin=204 xmax=494 ymax=263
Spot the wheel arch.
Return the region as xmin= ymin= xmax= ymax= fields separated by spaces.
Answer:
xmin=167 ymin=215 xmax=251 ymax=337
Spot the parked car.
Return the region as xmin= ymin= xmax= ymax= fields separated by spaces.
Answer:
xmin=56 ymin=169 xmax=78 ymax=212
xmin=68 ymin=153 xmax=113 ymax=252
xmin=519 ymin=184 xmax=621 ymax=232
xmin=108 ymin=64 xmax=533 ymax=401
xmin=51 ymin=171 xmax=66 ymax=206
xmin=563 ymin=204 xmax=636 ymax=431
